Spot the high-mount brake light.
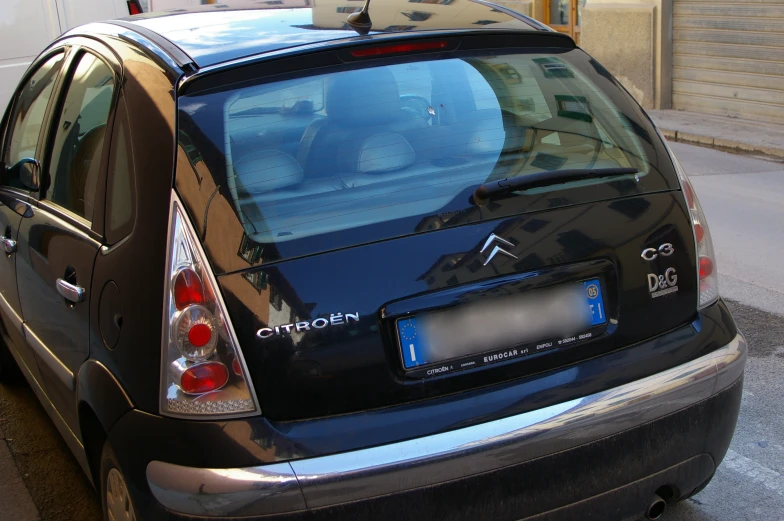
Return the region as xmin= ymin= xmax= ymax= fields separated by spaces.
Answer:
xmin=127 ymin=0 xmax=142 ymax=15
xmin=662 ymin=138 xmax=719 ymax=309
xmin=350 ymin=40 xmax=449 ymax=57
xmin=161 ymin=195 xmax=259 ymax=418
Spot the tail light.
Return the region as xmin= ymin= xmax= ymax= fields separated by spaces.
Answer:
xmin=127 ymin=0 xmax=143 ymax=15
xmin=665 ymin=141 xmax=719 ymax=309
xmin=349 ymin=40 xmax=450 ymax=58
xmin=161 ymin=194 xmax=259 ymax=417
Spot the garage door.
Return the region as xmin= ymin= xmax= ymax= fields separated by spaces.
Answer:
xmin=672 ymin=0 xmax=784 ymax=124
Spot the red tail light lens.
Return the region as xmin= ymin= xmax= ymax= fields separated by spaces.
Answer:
xmin=231 ymin=356 xmax=242 ymax=376
xmin=174 ymin=305 xmax=217 ymax=360
xmin=188 ymin=323 xmax=213 ymax=348
xmin=693 ymin=223 xmax=705 ymax=244
xmin=664 ymin=137 xmax=719 ymax=309
xmin=173 ymin=269 xmax=204 ymax=310
xmin=180 ymin=362 xmax=229 ymax=394
xmin=682 ymin=179 xmax=695 ymax=209
xmin=162 ymin=196 xmax=258 ymax=417
xmin=699 ymin=256 xmax=714 ymax=280
xmin=350 ymin=40 xmax=449 ymax=58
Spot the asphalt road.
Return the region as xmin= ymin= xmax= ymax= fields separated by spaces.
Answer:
xmin=662 ymin=143 xmax=784 ymax=521
xmin=0 ymin=142 xmax=782 ymax=521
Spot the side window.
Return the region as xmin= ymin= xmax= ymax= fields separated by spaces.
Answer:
xmin=106 ymin=97 xmax=136 ymax=243
xmin=3 ymin=53 xmax=64 ymax=189
xmin=45 ymin=52 xmax=115 ymax=222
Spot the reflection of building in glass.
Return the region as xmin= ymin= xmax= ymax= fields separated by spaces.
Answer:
xmin=242 ymin=270 xmax=267 ymax=294
xmin=312 ymin=0 xmax=517 ymax=30
xmin=237 ymin=232 xmax=263 ymax=265
xmin=402 ymin=11 xmax=434 ymax=21
xmin=175 ymin=137 xmax=314 ymax=345
xmin=148 ymin=0 xmax=309 ymax=9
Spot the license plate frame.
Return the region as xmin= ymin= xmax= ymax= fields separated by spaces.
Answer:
xmin=395 ymin=278 xmax=608 ymax=378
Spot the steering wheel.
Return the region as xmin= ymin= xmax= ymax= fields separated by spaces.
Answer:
xmin=400 ymin=95 xmax=434 ymax=123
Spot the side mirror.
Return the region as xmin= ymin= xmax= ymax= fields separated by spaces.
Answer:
xmin=8 ymin=157 xmax=39 ymax=191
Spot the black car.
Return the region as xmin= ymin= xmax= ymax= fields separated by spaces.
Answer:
xmin=0 ymin=2 xmax=746 ymax=520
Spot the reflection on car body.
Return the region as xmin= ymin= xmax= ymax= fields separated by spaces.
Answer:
xmin=0 ymin=2 xmax=744 ymax=521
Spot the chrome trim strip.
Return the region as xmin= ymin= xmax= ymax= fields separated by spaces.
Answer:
xmin=0 ymin=291 xmax=23 ymax=335
xmin=0 ymin=328 xmax=90 ymax=479
xmin=23 ymin=324 xmax=75 ymax=392
xmin=147 ymin=333 xmax=747 ymax=516
xmin=146 ymin=462 xmax=305 ymax=516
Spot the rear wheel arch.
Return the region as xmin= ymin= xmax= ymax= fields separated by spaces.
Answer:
xmin=78 ymin=402 xmax=106 ymax=488
xmin=76 ymin=359 xmax=134 ymax=485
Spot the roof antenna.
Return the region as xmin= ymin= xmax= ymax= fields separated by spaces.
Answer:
xmin=347 ymin=0 xmax=372 ymax=35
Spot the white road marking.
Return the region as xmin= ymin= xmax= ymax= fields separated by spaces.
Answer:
xmin=0 ymin=62 xmax=31 ymax=70
xmin=409 ymin=344 xmax=416 ymax=362
xmin=722 ymin=449 xmax=784 ymax=497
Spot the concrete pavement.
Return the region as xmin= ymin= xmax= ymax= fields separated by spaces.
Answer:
xmin=0 ymin=416 xmax=40 ymax=521
xmin=0 ymin=370 xmax=100 ymax=521
xmin=663 ymin=142 xmax=784 ymax=521
xmin=649 ymin=110 xmax=784 ymax=159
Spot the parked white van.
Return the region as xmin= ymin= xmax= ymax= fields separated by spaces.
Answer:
xmin=0 ymin=0 xmax=141 ymax=111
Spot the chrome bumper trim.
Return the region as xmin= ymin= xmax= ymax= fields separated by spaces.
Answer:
xmin=147 ymin=333 xmax=746 ymax=517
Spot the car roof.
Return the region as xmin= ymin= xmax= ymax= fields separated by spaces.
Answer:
xmin=116 ymin=1 xmax=545 ymax=68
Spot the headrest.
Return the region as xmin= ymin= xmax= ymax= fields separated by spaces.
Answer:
xmin=342 ymin=133 xmax=415 ymax=174
xmin=466 ymin=118 xmax=506 ymax=155
xmin=466 ymin=114 xmax=529 ymax=156
xmin=326 ymin=68 xmax=401 ymax=125
xmin=233 ymin=150 xmax=303 ymax=194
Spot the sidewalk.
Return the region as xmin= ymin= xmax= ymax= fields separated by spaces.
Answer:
xmin=0 ymin=423 xmax=40 ymax=521
xmin=648 ymin=110 xmax=784 ymax=160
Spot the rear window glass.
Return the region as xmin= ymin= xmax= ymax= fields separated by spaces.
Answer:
xmin=177 ymin=48 xmax=674 ymax=268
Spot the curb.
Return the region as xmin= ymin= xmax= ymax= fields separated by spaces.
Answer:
xmin=0 ymin=424 xmax=40 ymax=521
xmin=659 ymin=128 xmax=784 ymax=160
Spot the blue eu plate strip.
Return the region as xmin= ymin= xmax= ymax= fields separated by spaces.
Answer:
xmin=398 ymin=317 xmax=425 ymax=368
xmin=584 ymin=278 xmax=607 ymax=326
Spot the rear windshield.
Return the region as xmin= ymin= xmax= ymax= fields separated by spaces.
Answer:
xmin=177 ymin=46 xmax=676 ymax=269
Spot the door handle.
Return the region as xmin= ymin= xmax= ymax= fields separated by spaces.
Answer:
xmin=0 ymin=236 xmax=16 ymax=254
xmin=56 ymin=278 xmax=85 ymax=304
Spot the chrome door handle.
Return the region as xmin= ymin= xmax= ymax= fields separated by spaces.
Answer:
xmin=0 ymin=236 xmax=16 ymax=254
xmin=56 ymin=278 xmax=85 ymax=303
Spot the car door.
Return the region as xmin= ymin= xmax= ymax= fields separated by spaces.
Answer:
xmin=0 ymin=50 xmax=67 ymax=384
xmin=16 ymin=40 xmax=119 ymax=432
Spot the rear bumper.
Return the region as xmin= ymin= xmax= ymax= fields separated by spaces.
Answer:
xmin=145 ymin=332 xmax=746 ymax=519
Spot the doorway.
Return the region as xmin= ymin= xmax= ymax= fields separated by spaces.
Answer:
xmin=545 ymin=0 xmax=583 ymax=42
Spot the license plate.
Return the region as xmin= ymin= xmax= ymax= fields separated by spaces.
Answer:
xmin=397 ymin=278 xmax=606 ymax=376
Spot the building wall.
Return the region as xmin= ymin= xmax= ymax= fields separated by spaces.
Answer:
xmin=581 ymin=3 xmax=658 ymax=109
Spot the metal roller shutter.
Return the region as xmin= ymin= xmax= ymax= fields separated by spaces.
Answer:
xmin=672 ymin=0 xmax=784 ymax=123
